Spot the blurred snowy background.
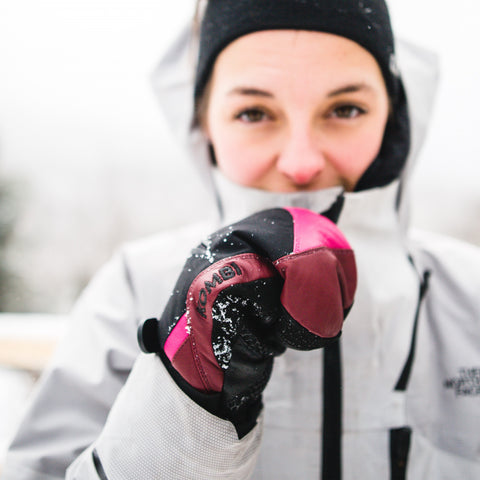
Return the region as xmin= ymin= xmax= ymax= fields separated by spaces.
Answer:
xmin=0 ymin=0 xmax=479 ymax=314
xmin=0 ymin=0 xmax=479 ymax=465
xmin=0 ymin=0 xmax=207 ymax=314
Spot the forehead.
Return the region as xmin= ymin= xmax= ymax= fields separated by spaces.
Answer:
xmin=210 ymin=30 xmax=385 ymax=92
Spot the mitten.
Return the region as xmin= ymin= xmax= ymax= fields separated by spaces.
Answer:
xmin=138 ymin=207 xmax=356 ymax=437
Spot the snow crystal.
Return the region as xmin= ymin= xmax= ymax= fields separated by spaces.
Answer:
xmin=167 ymin=314 xmax=181 ymax=334
xmin=202 ymin=236 xmax=216 ymax=264
xmin=357 ymin=1 xmax=372 ymax=13
xmin=213 ymin=338 xmax=232 ymax=370
xmin=211 ymin=295 xmax=242 ymax=370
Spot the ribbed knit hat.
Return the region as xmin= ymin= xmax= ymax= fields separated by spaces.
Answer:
xmin=194 ymin=0 xmax=410 ymax=191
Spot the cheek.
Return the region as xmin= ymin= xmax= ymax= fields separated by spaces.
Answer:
xmin=209 ymin=130 xmax=274 ymax=186
xmin=331 ymin=119 xmax=387 ymax=181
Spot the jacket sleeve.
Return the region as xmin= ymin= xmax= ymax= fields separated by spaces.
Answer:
xmin=65 ymin=353 xmax=262 ymax=480
xmin=1 ymin=252 xmax=140 ymax=480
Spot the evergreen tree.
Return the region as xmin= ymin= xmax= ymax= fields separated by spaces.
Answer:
xmin=0 ymin=180 xmax=17 ymax=312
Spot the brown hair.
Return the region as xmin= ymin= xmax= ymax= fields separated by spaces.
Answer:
xmin=191 ymin=1 xmax=211 ymax=129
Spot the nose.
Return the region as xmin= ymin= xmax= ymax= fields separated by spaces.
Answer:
xmin=276 ymin=127 xmax=325 ymax=186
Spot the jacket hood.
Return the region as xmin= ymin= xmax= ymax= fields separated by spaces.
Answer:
xmin=151 ymin=17 xmax=439 ymax=231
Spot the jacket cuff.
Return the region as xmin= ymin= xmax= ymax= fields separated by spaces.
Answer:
xmin=67 ymin=354 xmax=262 ymax=479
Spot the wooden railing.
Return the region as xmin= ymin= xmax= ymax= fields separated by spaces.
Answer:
xmin=0 ymin=313 xmax=65 ymax=470
xmin=0 ymin=313 xmax=65 ymax=372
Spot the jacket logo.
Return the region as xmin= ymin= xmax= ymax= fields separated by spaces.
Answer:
xmin=196 ymin=262 xmax=242 ymax=318
xmin=444 ymin=367 xmax=480 ymax=397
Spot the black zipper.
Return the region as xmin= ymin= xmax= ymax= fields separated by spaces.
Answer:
xmin=320 ymin=269 xmax=431 ymax=480
xmin=322 ymin=340 xmax=342 ymax=480
xmin=390 ymin=269 xmax=431 ymax=480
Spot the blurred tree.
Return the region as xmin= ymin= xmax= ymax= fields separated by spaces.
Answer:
xmin=0 ymin=179 xmax=19 ymax=312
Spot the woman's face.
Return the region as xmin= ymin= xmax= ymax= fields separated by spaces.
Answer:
xmin=203 ymin=30 xmax=390 ymax=192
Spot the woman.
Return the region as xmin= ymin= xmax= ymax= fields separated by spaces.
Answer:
xmin=3 ymin=1 xmax=480 ymax=479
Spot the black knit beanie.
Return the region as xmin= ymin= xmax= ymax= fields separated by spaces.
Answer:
xmin=194 ymin=0 xmax=410 ymax=192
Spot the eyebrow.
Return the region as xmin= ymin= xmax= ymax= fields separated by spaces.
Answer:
xmin=327 ymin=83 xmax=374 ymax=97
xmin=228 ymin=87 xmax=274 ymax=97
xmin=227 ymin=83 xmax=374 ymax=98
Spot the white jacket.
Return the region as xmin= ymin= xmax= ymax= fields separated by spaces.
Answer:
xmin=2 ymin=22 xmax=480 ymax=480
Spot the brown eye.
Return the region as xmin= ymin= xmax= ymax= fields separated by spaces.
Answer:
xmin=236 ymin=108 xmax=268 ymax=123
xmin=331 ymin=105 xmax=366 ymax=119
